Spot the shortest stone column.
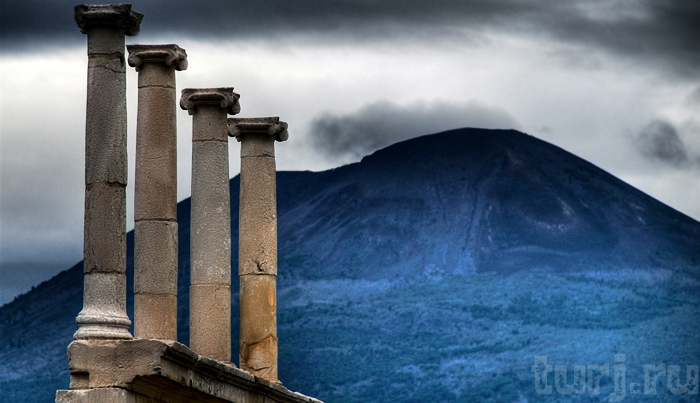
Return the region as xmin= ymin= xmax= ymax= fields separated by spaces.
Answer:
xmin=127 ymin=44 xmax=188 ymax=340
xmin=229 ymin=117 xmax=288 ymax=383
xmin=180 ymin=88 xmax=240 ymax=363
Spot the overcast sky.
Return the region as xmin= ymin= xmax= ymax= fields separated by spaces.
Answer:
xmin=1 ymin=0 xmax=699 ymax=304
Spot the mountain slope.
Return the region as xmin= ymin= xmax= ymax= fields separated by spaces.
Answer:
xmin=2 ymin=128 xmax=699 ymax=402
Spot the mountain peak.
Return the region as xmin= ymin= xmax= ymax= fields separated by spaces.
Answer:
xmin=280 ymin=128 xmax=700 ymax=279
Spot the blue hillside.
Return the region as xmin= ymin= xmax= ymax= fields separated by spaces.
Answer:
xmin=2 ymin=128 xmax=699 ymax=402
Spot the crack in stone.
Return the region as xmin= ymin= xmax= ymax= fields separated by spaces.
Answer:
xmin=89 ymin=52 xmax=124 ymax=60
xmin=86 ymin=181 xmax=126 ymax=189
xmin=138 ymin=84 xmax=175 ymax=89
xmin=91 ymin=64 xmax=125 ymax=74
xmin=241 ymin=335 xmax=277 ymax=373
xmin=134 ymin=218 xmax=176 ymax=223
xmin=192 ymin=139 xmax=229 ymax=143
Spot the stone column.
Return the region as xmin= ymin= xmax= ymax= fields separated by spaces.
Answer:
xmin=73 ymin=3 xmax=143 ymax=340
xmin=127 ymin=44 xmax=187 ymax=340
xmin=229 ymin=117 xmax=288 ymax=382
xmin=180 ymin=88 xmax=240 ymax=362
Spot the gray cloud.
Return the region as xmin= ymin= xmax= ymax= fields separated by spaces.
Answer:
xmin=687 ymin=86 xmax=700 ymax=105
xmin=636 ymin=120 xmax=689 ymax=167
xmin=2 ymin=1 xmax=698 ymax=78
xmin=308 ymin=100 xmax=520 ymax=159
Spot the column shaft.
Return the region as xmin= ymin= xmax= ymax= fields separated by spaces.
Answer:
xmin=230 ymin=118 xmax=288 ymax=383
xmin=129 ymin=44 xmax=187 ymax=340
xmin=181 ymin=88 xmax=240 ymax=363
xmin=191 ymin=107 xmax=231 ymax=360
xmin=74 ymin=4 xmax=143 ymax=340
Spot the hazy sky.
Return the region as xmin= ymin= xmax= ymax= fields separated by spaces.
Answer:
xmin=1 ymin=0 xmax=699 ymax=304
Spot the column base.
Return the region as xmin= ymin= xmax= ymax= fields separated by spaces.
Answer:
xmin=74 ymin=313 xmax=132 ymax=340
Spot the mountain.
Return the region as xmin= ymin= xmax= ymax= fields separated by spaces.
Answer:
xmin=2 ymin=128 xmax=699 ymax=402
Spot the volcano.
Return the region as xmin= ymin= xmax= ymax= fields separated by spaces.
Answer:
xmin=2 ymin=128 xmax=699 ymax=402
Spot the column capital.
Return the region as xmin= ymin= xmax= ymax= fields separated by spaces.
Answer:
xmin=180 ymin=88 xmax=241 ymax=116
xmin=228 ymin=117 xmax=289 ymax=142
xmin=74 ymin=3 xmax=143 ymax=36
xmin=127 ymin=44 xmax=188 ymax=71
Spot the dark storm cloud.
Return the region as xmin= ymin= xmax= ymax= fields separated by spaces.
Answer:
xmin=2 ymin=1 xmax=699 ymax=77
xmin=308 ymin=100 xmax=520 ymax=159
xmin=636 ymin=120 xmax=689 ymax=167
xmin=0 ymin=0 xmax=523 ymax=49
xmin=540 ymin=1 xmax=700 ymax=78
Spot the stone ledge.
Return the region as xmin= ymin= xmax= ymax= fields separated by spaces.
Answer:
xmin=180 ymin=88 xmax=241 ymax=116
xmin=228 ymin=117 xmax=289 ymax=142
xmin=74 ymin=3 xmax=143 ymax=36
xmin=63 ymin=339 xmax=322 ymax=403
xmin=127 ymin=44 xmax=188 ymax=71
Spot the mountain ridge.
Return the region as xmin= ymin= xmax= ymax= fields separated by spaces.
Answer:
xmin=2 ymin=128 xmax=699 ymax=403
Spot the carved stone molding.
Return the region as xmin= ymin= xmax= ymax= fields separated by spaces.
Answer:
xmin=58 ymin=339 xmax=323 ymax=402
xmin=228 ymin=117 xmax=289 ymax=142
xmin=127 ymin=44 xmax=188 ymax=71
xmin=74 ymin=3 xmax=143 ymax=36
xmin=180 ymin=87 xmax=241 ymax=115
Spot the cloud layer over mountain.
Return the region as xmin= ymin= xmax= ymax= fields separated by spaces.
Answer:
xmin=309 ymin=101 xmax=520 ymax=159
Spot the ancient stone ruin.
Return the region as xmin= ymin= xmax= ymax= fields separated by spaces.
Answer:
xmin=56 ymin=4 xmax=322 ymax=403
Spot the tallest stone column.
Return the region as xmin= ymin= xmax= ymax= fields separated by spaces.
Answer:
xmin=73 ymin=4 xmax=143 ymax=340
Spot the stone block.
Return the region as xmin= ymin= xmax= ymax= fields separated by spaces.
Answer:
xmin=238 ymin=225 xmax=277 ymax=276
xmin=134 ymin=221 xmax=178 ymax=294
xmin=134 ymin=86 xmax=177 ymax=221
xmin=136 ymin=62 xmax=176 ymax=88
xmin=191 ymin=141 xmax=230 ymax=193
xmin=85 ymin=58 xmax=127 ymax=185
xmin=239 ymin=157 xmax=277 ymax=201
xmin=190 ymin=224 xmax=231 ymax=284
xmin=191 ymin=140 xmax=231 ymax=285
xmin=89 ymin=55 xmax=126 ymax=73
xmin=190 ymin=284 xmax=231 ymax=362
xmin=86 ymin=26 xmax=126 ymax=56
xmin=192 ymin=106 xmax=229 ymax=142
xmin=240 ymin=274 xmax=277 ymax=381
xmin=84 ymin=183 xmax=126 ymax=274
xmin=240 ymin=135 xmax=276 ymax=158
xmin=56 ymin=388 xmax=133 ymax=403
xmin=134 ymin=293 xmax=177 ymax=340
xmin=239 ymin=156 xmax=277 ymax=276
xmin=67 ymin=339 xmax=166 ymax=388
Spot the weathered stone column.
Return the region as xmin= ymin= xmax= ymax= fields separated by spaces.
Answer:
xmin=127 ymin=44 xmax=187 ymax=340
xmin=229 ymin=117 xmax=288 ymax=382
xmin=180 ymin=88 xmax=240 ymax=362
xmin=73 ymin=3 xmax=143 ymax=340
